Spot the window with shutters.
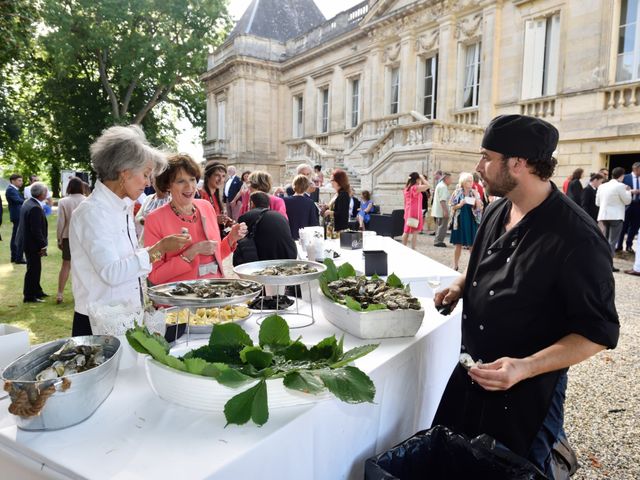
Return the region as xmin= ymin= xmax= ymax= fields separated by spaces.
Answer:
xmin=217 ymin=100 xmax=226 ymax=139
xmin=521 ymin=14 xmax=560 ymax=99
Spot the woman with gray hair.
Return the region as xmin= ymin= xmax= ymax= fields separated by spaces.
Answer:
xmin=69 ymin=125 xmax=190 ymax=335
xmin=449 ymin=172 xmax=483 ymax=271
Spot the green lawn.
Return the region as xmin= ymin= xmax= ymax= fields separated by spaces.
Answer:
xmin=0 ymin=208 xmax=74 ymax=343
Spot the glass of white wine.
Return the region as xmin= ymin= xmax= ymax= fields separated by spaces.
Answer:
xmin=426 ymin=275 xmax=441 ymax=296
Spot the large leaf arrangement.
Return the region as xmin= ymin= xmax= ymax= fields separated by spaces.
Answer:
xmin=126 ymin=315 xmax=377 ymax=426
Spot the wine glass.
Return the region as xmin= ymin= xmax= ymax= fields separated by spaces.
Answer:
xmin=426 ymin=276 xmax=441 ymax=296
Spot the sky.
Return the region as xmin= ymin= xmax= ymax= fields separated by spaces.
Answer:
xmin=178 ymin=0 xmax=365 ymax=158
xmin=227 ymin=0 xmax=364 ymax=21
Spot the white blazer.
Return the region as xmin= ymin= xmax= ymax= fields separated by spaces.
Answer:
xmin=69 ymin=180 xmax=151 ymax=316
xmin=595 ymin=179 xmax=631 ymax=221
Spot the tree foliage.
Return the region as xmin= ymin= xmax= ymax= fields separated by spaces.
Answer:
xmin=1 ymin=0 xmax=231 ymax=187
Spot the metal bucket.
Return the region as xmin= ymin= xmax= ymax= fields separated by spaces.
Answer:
xmin=1 ymin=335 xmax=121 ymax=431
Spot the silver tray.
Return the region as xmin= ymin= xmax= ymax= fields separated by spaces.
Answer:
xmin=147 ymin=279 xmax=262 ymax=307
xmin=161 ymin=305 xmax=252 ymax=334
xmin=233 ymin=260 xmax=326 ymax=286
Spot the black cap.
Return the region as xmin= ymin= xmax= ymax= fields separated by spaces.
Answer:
xmin=481 ymin=115 xmax=559 ymax=160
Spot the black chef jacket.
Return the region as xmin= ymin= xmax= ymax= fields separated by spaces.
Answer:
xmin=433 ymin=183 xmax=619 ymax=456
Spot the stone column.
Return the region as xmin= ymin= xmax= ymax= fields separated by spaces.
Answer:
xmin=437 ymin=15 xmax=456 ymax=124
xmin=399 ymin=28 xmax=417 ymax=115
xmin=479 ymin=4 xmax=499 ymax=126
xmin=367 ymin=45 xmax=384 ymax=120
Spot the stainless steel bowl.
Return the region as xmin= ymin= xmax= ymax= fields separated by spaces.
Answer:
xmin=1 ymin=335 xmax=121 ymax=431
xmin=233 ymin=260 xmax=327 ymax=285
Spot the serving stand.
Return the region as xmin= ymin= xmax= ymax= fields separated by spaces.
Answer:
xmin=146 ymin=279 xmax=263 ymax=344
xmin=233 ymin=260 xmax=327 ymax=329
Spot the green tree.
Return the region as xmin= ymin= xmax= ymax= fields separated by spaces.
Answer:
xmin=40 ymin=0 xmax=231 ymax=126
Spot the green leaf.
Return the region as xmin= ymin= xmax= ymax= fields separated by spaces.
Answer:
xmin=283 ymin=371 xmax=325 ymax=394
xmin=322 ymin=258 xmax=339 ymax=282
xmin=319 ymin=278 xmax=335 ymax=301
xmin=184 ymin=357 xmax=208 ymax=375
xmin=209 ymin=323 xmax=253 ymax=349
xmin=310 ymin=335 xmax=339 ymax=362
xmin=363 ymin=303 xmax=387 ymax=311
xmin=164 ymin=355 xmax=187 ymax=372
xmin=337 ymin=262 xmax=356 ymax=279
xmin=258 ymin=315 xmax=291 ymax=348
xmin=371 ymin=274 xmax=381 ymax=280
xmin=283 ymin=341 xmax=311 ymax=361
xmin=330 ymin=344 xmax=379 ymax=369
xmin=200 ymin=362 xmax=254 ymax=387
xmin=186 ymin=344 xmax=243 ymax=364
xmin=240 ymin=346 xmax=274 ymax=370
xmin=386 ymin=273 xmax=404 ymax=288
xmin=126 ymin=325 xmax=169 ymax=356
xmin=344 ymin=295 xmax=363 ymax=311
xmin=317 ymin=366 xmax=376 ymax=404
xmin=224 ymin=379 xmax=269 ymax=426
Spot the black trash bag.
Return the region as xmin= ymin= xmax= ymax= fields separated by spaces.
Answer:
xmin=365 ymin=425 xmax=547 ymax=480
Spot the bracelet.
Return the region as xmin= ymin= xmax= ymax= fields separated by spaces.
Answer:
xmin=180 ymin=254 xmax=192 ymax=263
xmin=147 ymin=248 xmax=162 ymax=263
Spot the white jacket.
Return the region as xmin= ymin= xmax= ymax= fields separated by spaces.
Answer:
xmin=595 ymin=179 xmax=631 ymax=221
xmin=69 ymin=180 xmax=151 ymax=316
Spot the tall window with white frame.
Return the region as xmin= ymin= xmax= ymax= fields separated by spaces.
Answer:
xmin=351 ymin=78 xmax=360 ymax=128
xmin=390 ymin=67 xmax=400 ymax=114
xmin=617 ymin=0 xmax=640 ymax=82
xmin=424 ymin=56 xmax=438 ymax=119
xmin=522 ymin=14 xmax=560 ymax=99
xmin=293 ymin=95 xmax=304 ymax=138
xmin=217 ymin=100 xmax=226 ymax=141
xmin=462 ymin=42 xmax=481 ymax=108
xmin=319 ymin=87 xmax=329 ymax=133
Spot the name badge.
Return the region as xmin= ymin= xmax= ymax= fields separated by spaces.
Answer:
xmin=199 ymin=261 xmax=219 ymax=277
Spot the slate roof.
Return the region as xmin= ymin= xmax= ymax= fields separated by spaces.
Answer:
xmin=229 ymin=0 xmax=326 ymax=43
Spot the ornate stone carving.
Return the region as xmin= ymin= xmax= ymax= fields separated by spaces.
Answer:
xmin=455 ymin=14 xmax=483 ymax=41
xmin=383 ymin=42 xmax=401 ymax=63
xmin=416 ymin=30 xmax=439 ymax=54
xmin=449 ymin=0 xmax=482 ymax=13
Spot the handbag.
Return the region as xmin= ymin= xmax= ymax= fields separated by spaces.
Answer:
xmin=406 ymin=217 xmax=420 ymax=228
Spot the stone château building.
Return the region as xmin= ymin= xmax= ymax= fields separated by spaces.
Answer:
xmin=202 ymin=0 xmax=640 ymax=209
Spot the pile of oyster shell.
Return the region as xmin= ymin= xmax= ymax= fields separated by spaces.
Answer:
xmin=254 ymin=264 xmax=318 ymax=276
xmin=169 ymin=281 xmax=260 ymax=299
xmin=35 ymin=340 xmax=106 ymax=381
xmin=327 ymin=276 xmax=421 ymax=310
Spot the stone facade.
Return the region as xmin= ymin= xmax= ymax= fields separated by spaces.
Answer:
xmin=202 ymin=0 xmax=640 ymax=210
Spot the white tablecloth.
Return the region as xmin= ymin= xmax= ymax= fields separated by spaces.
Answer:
xmin=0 ymin=244 xmax=462 ymax=480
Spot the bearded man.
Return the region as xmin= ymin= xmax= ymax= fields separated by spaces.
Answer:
xmin=432 ymin=115 xmax=619 ymax=478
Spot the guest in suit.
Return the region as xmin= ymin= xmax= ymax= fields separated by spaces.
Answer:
xmin=236 ymin=192 xmax=297 ymax=262
xmin=223 ymin=165 xmax=243 ymax=221
xmin=283 ymin=163 xmax=318 ymax=202
xmin=616 ymin=162 xmax=640 ymax=253
xmin=18 ymin=182 xmax=49 ymax=302
xmin=596 ymin=167 xmax=632 ymax=270
xmin=580 ymin=173 xmax=604 ymax=223
xmin=566 ymin=168 xmax=584 ymax=204
xmin=283 ymin=175 xmax=319 ymax=240
xmin=6 ymin=173 xmax=26 ymax=263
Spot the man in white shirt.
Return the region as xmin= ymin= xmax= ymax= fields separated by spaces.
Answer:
xmin=223 ymin=165 xmax=243 ymax=220
xmin=596 ymin=167 xmax=632 ymax=271
xmin=23 ymin=175 xmax=39 ymax=200
xmin=431 ymin=172 xmax=452 ymax=247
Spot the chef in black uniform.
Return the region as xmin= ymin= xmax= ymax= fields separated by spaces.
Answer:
xmin=432 ymin=115 xmax=619 ymax=478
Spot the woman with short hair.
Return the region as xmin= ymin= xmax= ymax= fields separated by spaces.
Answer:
xmin=144 ymin=154 xmax=246 ymax=285
xmin=55 ymin=177 xmax=86 ymax=304
xmin=283 ymin=175 xmax=320 ymax=239
xmin=248 ymin=170 xmax=288 ymax=219
xmin=69 ymin=125 xmax=190 ymax=335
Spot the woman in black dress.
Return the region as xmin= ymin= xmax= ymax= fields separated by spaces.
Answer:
xmin=324 ymin=169 xmax=351 ymax=232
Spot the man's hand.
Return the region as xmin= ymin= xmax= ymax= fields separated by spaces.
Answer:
xmin=434 ymin=283 xmax=462 ymax=311
xmin=39 ymin=247 xmax=47 ymax=257
xmin=468 ymin=357 xmax=531 ymax=391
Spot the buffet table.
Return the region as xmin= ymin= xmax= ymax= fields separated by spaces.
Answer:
xmin=0 ymin=242 xmax=462 ymax=480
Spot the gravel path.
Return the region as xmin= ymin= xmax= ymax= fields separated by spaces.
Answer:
xmin=410 ymin=231 xmax=639 ymax=479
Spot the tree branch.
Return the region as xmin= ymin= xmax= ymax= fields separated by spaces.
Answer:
xmin=120 ymin=77 xmax=138 ymax=117
xmin=96 ymin=48 xmax=120 ymax=120
xmin=132 ymin=76 xmax=179 ymax=124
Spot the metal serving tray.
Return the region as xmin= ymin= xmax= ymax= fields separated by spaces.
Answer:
xmin=147 ymin=279 xmax=262 ymax=307
xmin=233 ymin=260 xmax=327 ymax=286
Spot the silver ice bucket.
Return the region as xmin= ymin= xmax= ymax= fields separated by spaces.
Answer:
xmin=1 ymin=335 xmax=121 ymax=430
